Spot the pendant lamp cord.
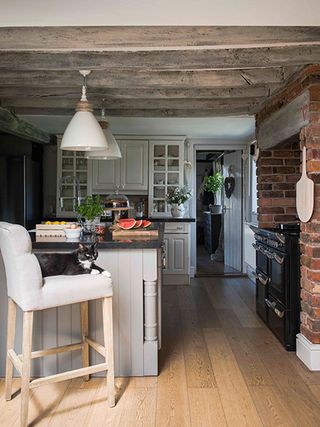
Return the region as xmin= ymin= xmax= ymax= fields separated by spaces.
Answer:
xmin=101 ymin=99 xmax=106 ymax=121
xmin=80 ymin=73 xmax=88 ymax=102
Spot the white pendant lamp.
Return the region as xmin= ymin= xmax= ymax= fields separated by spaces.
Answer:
xmin=61 ymin=70 xmax=108 ymax=151
xmin=85 ymin=105 xmax=122 ymax=160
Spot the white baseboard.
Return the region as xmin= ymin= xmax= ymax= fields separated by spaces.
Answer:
xmin=296 ymin=333 xmax=320 ymax=371
xmin=190 ymin=266 xmax=195 ymax=278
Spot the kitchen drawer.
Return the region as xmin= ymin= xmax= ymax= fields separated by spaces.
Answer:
xmin=164 ymin=223 xmax=189 ymax=233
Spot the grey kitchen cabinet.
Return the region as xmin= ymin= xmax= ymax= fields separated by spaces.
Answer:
xmin=163 ymin=222 xmax=190 ymax=285
xmin=88 ymin=139 xmax=148 ymax=194
xmin=120 ymin=140 xmax=148 ymax=192
xmin=90 ymin=157 xmax=120 ymax=192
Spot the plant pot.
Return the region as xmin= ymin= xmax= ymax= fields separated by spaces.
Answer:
xmin=209 ymin=204 xmax=222 ymax=214
xmin=82 ymin=217 xmax=100 ymax=234
xmin=170 ymin=203 xmax=185 ymax=218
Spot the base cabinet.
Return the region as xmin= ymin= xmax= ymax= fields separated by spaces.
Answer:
xmin=162 ymin=223 xmax=190 ymax=285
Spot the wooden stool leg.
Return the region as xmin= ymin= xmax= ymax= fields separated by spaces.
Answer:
xmin=80 ymin=301 xmax=90 ymax=381
xmin=5 ymin=298 xmax=17 ymax=401
xmin=102 ymin=297 xmax=115 ymax=407
xmin=20 ymin=311 xmax=33 ymax=427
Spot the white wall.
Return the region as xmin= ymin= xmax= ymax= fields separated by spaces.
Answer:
xmin=1 ymin=0 xmax=319 ymax=25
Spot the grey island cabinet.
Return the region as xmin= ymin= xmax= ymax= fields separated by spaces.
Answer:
xmin=0 ymin=225 xmax=164 ymax=378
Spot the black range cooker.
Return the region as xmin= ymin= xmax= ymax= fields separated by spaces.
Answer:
xmin=250 ymin=224 xmax=300 ymax=351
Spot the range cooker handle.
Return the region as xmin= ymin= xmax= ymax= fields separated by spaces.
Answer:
xmin=265 ymin=298 xmax=285 ymax=318
xmin=253 ymin=272 xmax=269 ymax=286
xmin=275 ymin=233 xmax=286 ymax=245
xmin=273 ymin=253 xmax=285 ymax=264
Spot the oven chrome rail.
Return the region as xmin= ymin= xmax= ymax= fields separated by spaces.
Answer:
xmin=253 ymin=272 xmax=269 ymax=286
xmin=265 ymin=298 xmax=285 ymax=318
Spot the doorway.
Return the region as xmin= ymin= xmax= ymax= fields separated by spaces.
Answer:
xmin=195 ymin=149 xmax=243 ymax=276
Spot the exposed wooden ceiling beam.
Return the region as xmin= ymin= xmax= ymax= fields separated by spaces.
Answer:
xmin=0 ymin=67 xmax=290 ymax=88
xmin=12 ymin=107 xmax=256 ymax=117
xmin=1 ymin=26 xmax=319 ymax=50
xmin=0 ymin=85 xmax=276 ymax=99
xmin=0 ymin=106 xmax=52 ymax=143
xmin=1 ymin=97 xmax=261 ymax=110
xmin=1 ymin=45 xmax=319 ymax=71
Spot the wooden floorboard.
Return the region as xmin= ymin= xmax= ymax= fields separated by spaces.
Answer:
xmin=1 ymin=277 xmax=320 ymax=426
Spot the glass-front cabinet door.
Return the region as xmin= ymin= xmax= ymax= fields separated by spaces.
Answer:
xmin=149 ymin=140 xmax=185 ymax=216
xmin=57 ymin=137 xmax=88 ymax=217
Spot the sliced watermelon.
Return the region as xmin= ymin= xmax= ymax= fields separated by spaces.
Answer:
xmin=141 ymin=220 xmax=152 ymax=228
xmin=133 ymin=220 xmax=143 ymax=228
xmin=117 ymin=218 xmax=136 ymax=230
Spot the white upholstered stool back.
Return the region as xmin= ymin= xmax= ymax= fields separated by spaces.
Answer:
xmin=0 ymin=222 xmax=43 ymax=310
xmin=1 ymin=222 xmax=116 ymax=426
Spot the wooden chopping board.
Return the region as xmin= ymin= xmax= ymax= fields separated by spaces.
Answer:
xmin=296 ymin=146 xmax=314 ymax=223
xmin=112 ymin=228 xmax=158 ymax=237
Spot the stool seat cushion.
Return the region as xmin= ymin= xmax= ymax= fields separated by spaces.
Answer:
xmin=33 ymin=274 xmax=113 ymax=311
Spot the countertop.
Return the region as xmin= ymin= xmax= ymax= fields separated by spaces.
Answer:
xmin=31 ymin=223 xmax=164 ymax=251
xmin=143 ymin=217 xmax=196 ymax=223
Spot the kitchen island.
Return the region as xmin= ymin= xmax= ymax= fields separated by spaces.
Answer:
xmin=0 ymin=224 xmax=164 ymax=378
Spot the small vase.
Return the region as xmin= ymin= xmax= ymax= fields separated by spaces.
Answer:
xmin=171 ymin=203 xmax=185 ymax=218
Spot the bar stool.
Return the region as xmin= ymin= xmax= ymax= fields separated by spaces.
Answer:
xmin=0 ymin=222 xmax=115 ymax=427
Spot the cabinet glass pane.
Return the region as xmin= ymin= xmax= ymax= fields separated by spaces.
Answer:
xmin=62 ymin=150 xmax=74 ymax=157
xmin=153 ymin=200 xmax=166 ymax=213
xmin=62 ymin=172 xmax=74 ymax=180
xmin=76 ymin=171 xmax=87 ymax=184
xmin=62 ymin=157 xmax=74 ymax=170
xmin=76 ymin=158 xmax=87 ymax=170
xmin=167 ymin=173 xmax=179 ymax=185
xmin=154 ymin=186 xmax=165 ymax=198
xmin=61 ymin=186 xmax=74 ymax=197
xmin=168 ymin=145 xmax=179 ymax=158
xmin=167 ymin=159 xmax=179 ymax=171
xmin=61 ymin=199 xmax=74 ymax=212
xmin=154 ymin=159 xmax=165 ymax=171
xmin=154 ymin=173 xmax=165 ymax=185
xmin=154 ymin=145 xmax=165 ymax=158
xmin=76 ymin=151 xmax=85 ymax=157
xmin=79 ymin=187 xmax=87 ymax=197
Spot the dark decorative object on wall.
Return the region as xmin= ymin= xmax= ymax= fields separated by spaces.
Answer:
xmin=224 ymin=176 xmax=235 ymax=198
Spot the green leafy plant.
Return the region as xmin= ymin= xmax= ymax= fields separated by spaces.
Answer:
xmin=76 ymin=195 xmax=104 ymax=221
xmin=204 ymin=172 xmax=224 ymax=204
xmin=166 ymin=186 xmax=192 ymax=205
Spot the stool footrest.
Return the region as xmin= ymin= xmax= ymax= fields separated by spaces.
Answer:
xmin=30 ymin=362 xmax=108 ymax=389
xmin=85 ymin=336 xmax=106 ymax=357
xmin=29 ymin=342 xmax=83 ymax=359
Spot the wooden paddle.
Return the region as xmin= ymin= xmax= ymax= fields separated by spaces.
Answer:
xmin=296 ymin=146 xmax=314 ymax=223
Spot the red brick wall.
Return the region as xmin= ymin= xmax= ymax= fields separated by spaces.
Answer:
xmin=256 ymin=65 xmax=320 ymax=344
xmin=299 ymin=86 xmax=320 ymax=344
xmin=257 ymin=142 xmax=300 ymax=228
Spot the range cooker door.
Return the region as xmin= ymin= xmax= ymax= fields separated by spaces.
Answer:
xmin=255 ymin=269 xmax=269 ymax=322
xmin=265 ymin=295 xmax=286 ymax=348
xmin=269 ymin=250 xmax=286 ymax=305
xmin=253 ymin=243 xmax=268 ymax=276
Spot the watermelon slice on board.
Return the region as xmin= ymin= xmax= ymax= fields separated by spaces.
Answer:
xmin=117 ymin=218 xmax=136 ymax=230
xmin=133 ymin=220 xmax=143 ymax=228
xmin=141 ymin=220 xmax=152 ymax=228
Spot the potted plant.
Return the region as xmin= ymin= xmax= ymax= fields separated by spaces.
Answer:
xmin=166 ymin=186 xmax=192 ymax=218
xmin=76 ymin=195 xmax=104 ymax=233
xmin=204 ymin=172 xmax=224 ymax=214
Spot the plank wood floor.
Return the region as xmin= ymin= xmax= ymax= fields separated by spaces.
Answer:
xmin=2 ymin=277 xmax=320 ymax=426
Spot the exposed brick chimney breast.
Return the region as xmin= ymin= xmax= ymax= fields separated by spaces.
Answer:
xmin=257 ymin=142 xmax=300 ymax=228
xmin=256 ymin=65 xmax=320 ymax=344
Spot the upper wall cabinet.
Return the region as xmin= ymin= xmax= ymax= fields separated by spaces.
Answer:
xmin=148 ymin=139 xmax=185 ymax=216
xmin=88 ymin=139 xmax=149 ymax=194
